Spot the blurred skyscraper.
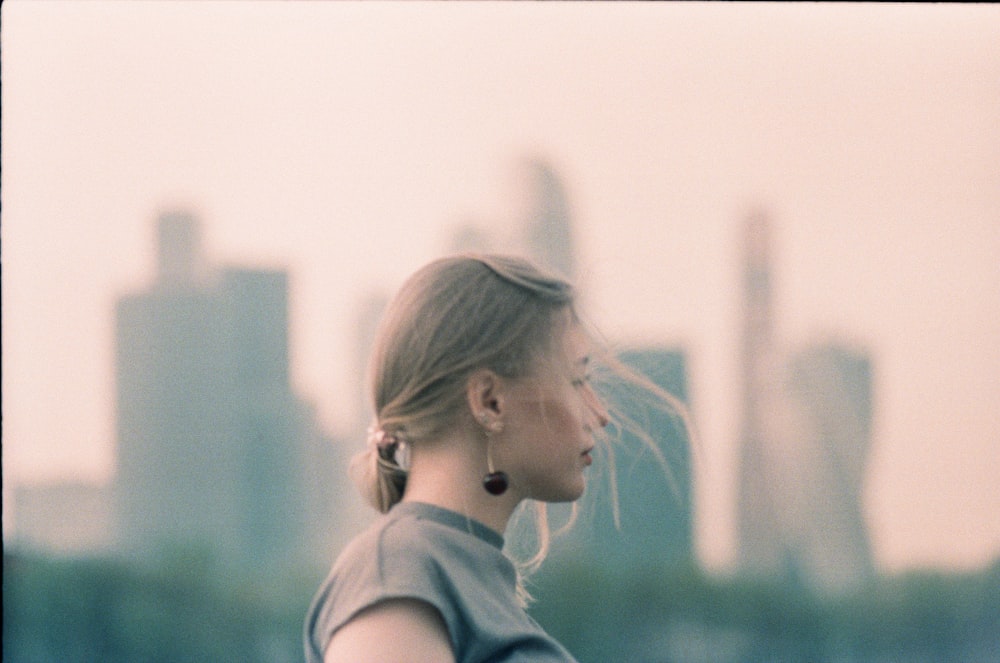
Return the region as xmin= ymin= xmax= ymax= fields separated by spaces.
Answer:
xmin=448 ymin=221 xmax=493 ymax=255
xmin=11 ymin=482 xmax=112 ymax=556
xmin=780 ymin=342 xmax=875 ymax=592
xmin=113 ymin=210 xmax=337 ymax=571
xmin=736 ymin=210 xmax=785 ymax=577
xmin=351 ymin=292 xmax=390 ymax=431
xmin=549 ymin=347 xmax=693 ymax=571
xmin=443 ymin=156 xmax=573 ymax=278
xmin=736 ymin=210 xmax=874 ymax=593
xmin=508 ymin=156 xmax=693 ymax=570
xmin=331 ymin=291 xmax=393 ymax=548
xmin=610 ymin=348 xmax=693 ymax=567
xmin=517 ymin=157 xmax=575 ymax=280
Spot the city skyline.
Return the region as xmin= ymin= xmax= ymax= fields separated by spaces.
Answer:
xmin=735 ymin=210 xmax=874 ymax=593
xmin=112 ymin=212 xmax=337 ymax=571
xmin=3 ymin=2 xmax=998 ymax=575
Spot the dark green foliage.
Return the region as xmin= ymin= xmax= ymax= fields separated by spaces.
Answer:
xmin=4 ymin=548 xmax=998 ymax=663
xmin=2 ymin=549 xmax=322 ymax=663
xmin=528 ymin=559 xmax=1000 ymax=663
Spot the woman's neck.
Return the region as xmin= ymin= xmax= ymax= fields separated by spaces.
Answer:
xmin=401 ymin=430 xmax=521 ymax=536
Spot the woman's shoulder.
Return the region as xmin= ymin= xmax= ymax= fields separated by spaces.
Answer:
xmin=320 ymin=501 xmax=498 ymax=620
xmin=305 ymin=506 xmax=459 ymax=662
xmin=307 ymin=503 xmax=576 ymax=663
xmin=334 ymin=503 xmax=462 ymax=575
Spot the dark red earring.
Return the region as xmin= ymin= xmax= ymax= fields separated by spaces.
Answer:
xmin=481 ymin=416 xmax=508 ymax=496
xmin=483 ymin=470 xmax=509 ymax=496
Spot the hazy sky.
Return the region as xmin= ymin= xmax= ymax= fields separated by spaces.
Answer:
xmin=3 ymin=1 xmax=998 ymax=574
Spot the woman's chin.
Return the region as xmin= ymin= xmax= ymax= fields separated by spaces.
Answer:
xmin=540 ymin=479 xmax=586 ymax=504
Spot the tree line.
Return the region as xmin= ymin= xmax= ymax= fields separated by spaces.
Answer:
xmin=4 ymin=549 xmax=998 ymax=663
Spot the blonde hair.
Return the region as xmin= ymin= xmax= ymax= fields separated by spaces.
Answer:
xmin=352 ymin=253 xmax=574 ymax=513
xmin=350 ymin=253 xmax=693 ymax=600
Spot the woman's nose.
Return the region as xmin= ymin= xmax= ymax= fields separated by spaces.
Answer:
xmin=584 ymin=386 xmax=610 ymax=429
xmin=593 ymin=402 xmax=610 ymax=429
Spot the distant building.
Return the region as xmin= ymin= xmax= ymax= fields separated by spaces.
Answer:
xmin=778 ymin=342 xmax=875 ymax=592
xmin=510 ymin=161 xmax=694 ymax=568
xmin=351 ymin=292 xmax=390 ymax=437
xmin=113 ymin=210 xmax=337 ymax=571
xmin=517 ymin=157 xmax=575 ymax=280
xmin=441 ymin=156 xmax=573 ymax=280
xmin=297 ymin=402 xmax=346 ymax=570
xmin=334 ymin=291 xmax=394 ymax=549
xmin=11 ymin=481 xmax=112 ymax=556
xmin=735 ymin=210 xmax=874 ymax=593
xmin=736 ymin=209 xmax=788 ymax=578
xmin=548 ymin=347 xmax=693 ymax=571
xmin=447 ymin=221 xmax=494 ymax=255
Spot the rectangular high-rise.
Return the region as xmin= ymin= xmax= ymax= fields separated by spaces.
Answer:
xmin=547 ymin=347 xmax=693 ymax=571
xmin=114 ymin=212 xmax=318 ymax=570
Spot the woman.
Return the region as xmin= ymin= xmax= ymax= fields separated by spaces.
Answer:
xmin=304 ymin=254 xmax=661 ymax=663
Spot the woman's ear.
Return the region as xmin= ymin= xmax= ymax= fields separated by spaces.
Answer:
xmin=466 ymin=369 xmax=504 ymax=420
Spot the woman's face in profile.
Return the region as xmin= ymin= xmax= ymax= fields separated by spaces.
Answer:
xmin=497 ymin=322 xmax=609 ymax=503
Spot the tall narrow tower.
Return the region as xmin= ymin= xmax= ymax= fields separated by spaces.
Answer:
xmin=734 ymin=212 xmax=876 ymax=591
xmin=518 ymin=157 xmax=575 ymax=280
xmin=735 ymin=209 xmax=786 ymax=575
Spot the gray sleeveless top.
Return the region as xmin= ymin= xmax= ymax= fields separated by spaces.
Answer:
xmin=304 ymin=501 xmax=577 ymax=663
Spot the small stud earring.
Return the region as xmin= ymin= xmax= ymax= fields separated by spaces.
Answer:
xmin=480 ymin=414 xmax=503 ymax=434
